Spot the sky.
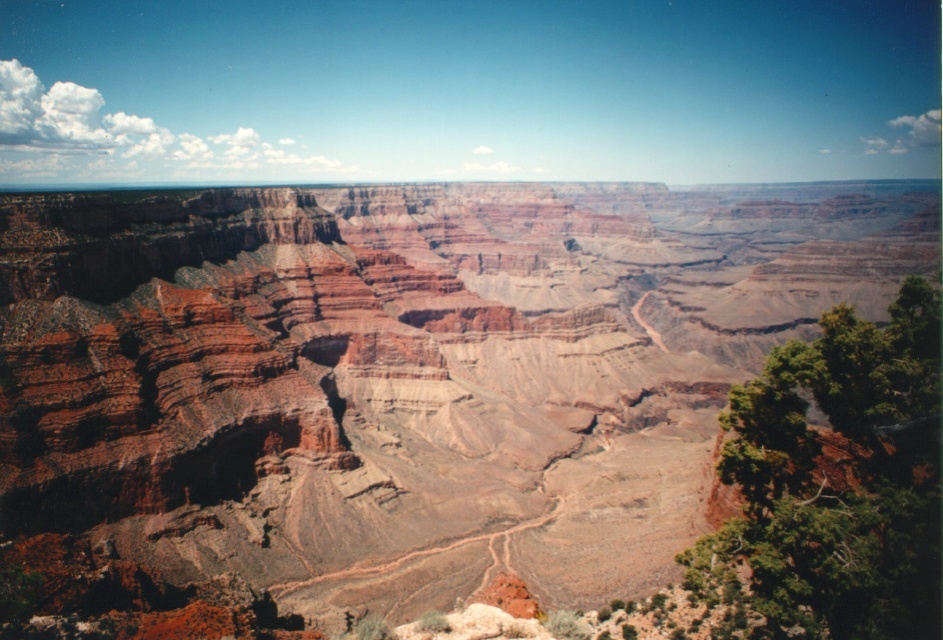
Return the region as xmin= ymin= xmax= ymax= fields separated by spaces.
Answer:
xmin=0 ymin=0 xmax=940 ymax=187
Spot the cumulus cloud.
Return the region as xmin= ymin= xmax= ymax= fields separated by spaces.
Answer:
xmin=208 ymin=127 xmax=265 ymax=163
xmin=472 ymin=145 xmax=493 ymax=155
xmin=173 ymin=133 xmax=214 ymax=162
xmin=862 ymin=110 xmax=941 ymax=156
xmin=0 ymin=59 xmax=366 ymax=182
xmin=209 ymin=126 xmax=261 ymax=149
xmin=125 ymin=129 xmax=175 ymax=158
xmin=0 ymin=59 xmax=44 ymax=138
xmin=888 ymin=109 xmax=941 ymax=148
xmin=1 ymin=59 xmax=137 ymax=151
xmin=37 ymin=81 xmax=116 ymax=148
xmin=104 ymin=112 xmax=159 ymax=136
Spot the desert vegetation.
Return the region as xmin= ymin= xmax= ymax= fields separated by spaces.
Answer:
xmin=675 ymin=275 xmax=941 ymax=639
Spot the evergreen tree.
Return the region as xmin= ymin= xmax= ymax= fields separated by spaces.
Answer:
xmin=678 ymin=276 xmax=941 ymax=639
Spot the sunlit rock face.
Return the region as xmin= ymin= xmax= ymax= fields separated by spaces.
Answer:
xmin=0 ymin=180 xmax=938 ymax=630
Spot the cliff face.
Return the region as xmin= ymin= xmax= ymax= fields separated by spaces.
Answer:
xmin=0 ymin=181 xmax=938 ymax=630
xmin=0 ymin=189 xmax=352 ymax=535
xmin=0 ymin=188 xmax=339 ymax=305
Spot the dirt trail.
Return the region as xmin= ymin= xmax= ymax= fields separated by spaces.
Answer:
xmin=632 ymin=291 xmax=669 ymax=353
xmin=269 ymin=494 xmax=567 ymax=599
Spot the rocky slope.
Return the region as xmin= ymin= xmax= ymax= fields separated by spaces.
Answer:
xmin=0 ymin=181 xmax=938 ymax=634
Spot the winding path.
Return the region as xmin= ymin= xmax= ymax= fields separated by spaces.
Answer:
xmin=269 ymin=494 xmax=567 ymax=599
xmin=631 ymin=291 xmax=669 ymax=353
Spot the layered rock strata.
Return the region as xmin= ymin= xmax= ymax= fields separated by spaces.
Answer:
xmin=0 ymin=181 xmax=938 ymax=630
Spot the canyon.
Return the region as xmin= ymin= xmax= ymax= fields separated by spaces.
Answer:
xmin=0 ymin=180 xmax=939 ymax=633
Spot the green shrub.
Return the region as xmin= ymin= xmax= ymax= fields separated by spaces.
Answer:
xmin=544 ymin=610 xmax=591 ymax=640
xmin=355 ymin=614 xmax=391 ymax=640
xmin=649 ymin=593 xmax=668 ymax=611
xmin=609 ymin=599 xmax=626 ymax=612
xmin=597 ymin=606 xmax=612 ymax=623
xmin=0 ymin=564 xmax=43 ymax=623
xmin=620 ymin=624 xmax=638 ymax=640
xmin=597 ymin=631 xmax=611 ymax=640
xmin=417 ymin=610 xmax=451 ymax=634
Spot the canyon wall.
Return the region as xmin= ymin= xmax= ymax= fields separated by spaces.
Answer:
xmin=0 ymin=181 xmax=938 ymax=629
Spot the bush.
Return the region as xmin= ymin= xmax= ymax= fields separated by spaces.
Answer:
xmin=0 ymin=564 xmax=43 ymax=623
xmin=505 ymin=622 xmax=532 ymax=639
xmin=620 ymin=624 xmax=638 ymax=640
xmin=417 ymin=610 xmax=451 ymax=634
xmin=356 ymin=614 xmax=391 ymax=640
xmin=597 ymin=606 xmax=612 ymax=623
xmin=597 ymin=631 xmax=611 ymax=640
xmin=609 ymin=599 xmax=626 ymax=612
xmin=649 ymin=593 xmax=668 ymax=611
xmin=544 ymin=610 xmax=591 ymax=640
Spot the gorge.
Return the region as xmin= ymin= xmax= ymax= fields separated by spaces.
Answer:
xmin=0 ymin=180 xmax=939 ymax=634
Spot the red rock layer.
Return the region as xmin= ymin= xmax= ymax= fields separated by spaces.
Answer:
xmin=4 ymin=186 xmax=563 ymax=535
xmin=472 ymin=572 xmax=541 ymax=619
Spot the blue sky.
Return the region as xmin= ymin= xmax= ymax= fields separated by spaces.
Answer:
xmin=1 ymin=0 xmax=939 ymax=186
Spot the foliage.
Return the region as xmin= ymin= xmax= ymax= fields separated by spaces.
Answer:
xmin=543 ymin=610 xmax=591 ymax=640
xmin=619 ymin=624 xmax=637 ymax=640
xmin=417 ymin=610 xmax=451 ymax=634
xmin=356 ymin=613 xmax=392 ymax=640
xmin=0 ymin=564 xmax=43 ymax=623
xmin=677 ymin=276 xmax=942 ymax=639
xmin=596 ymin=606 xmax=612 ymax=622
xmin=505 ymin=622 xmax=533 ymax=639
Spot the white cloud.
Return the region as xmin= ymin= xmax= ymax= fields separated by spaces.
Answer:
xmin=0 ymin=59 xmax=44 ymax=138
xmin=818 ymin=149 xmax=832 ymax=155
xmin=104 ymin=112 xmax=158 ymax=136
xmin=124 ymin=129 xmax=174 ymax=158
xmin=472 ymin=145 xmax=493 ymax=155
xmin=36 ymin=81 xmax=114 ymax=148
xmin=209 ymin=126 xmax=260 ymax=149
xmin=0 ymin=59 xmax=368 ymax=182
xmin=861 ymin=110 xmax=941 ymax=156
xmin=209 ymin=126 xmax=263 ymax=162
xmin=173 ymin=133 xmax=214 ymax=162
xmin=888 ymin=109 xmax=941 ymax=148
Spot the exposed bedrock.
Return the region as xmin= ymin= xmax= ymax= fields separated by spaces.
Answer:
xmin=0 ymin=281 xmax=347 ymax=536
xmin=0 ymin=181 xmax=939 ymax=627
xmin=0 ymin=188 xmax=341 ymax=305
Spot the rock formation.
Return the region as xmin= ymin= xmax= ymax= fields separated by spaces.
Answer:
xmin=0 ymin=181 xmax=938 ymax=632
